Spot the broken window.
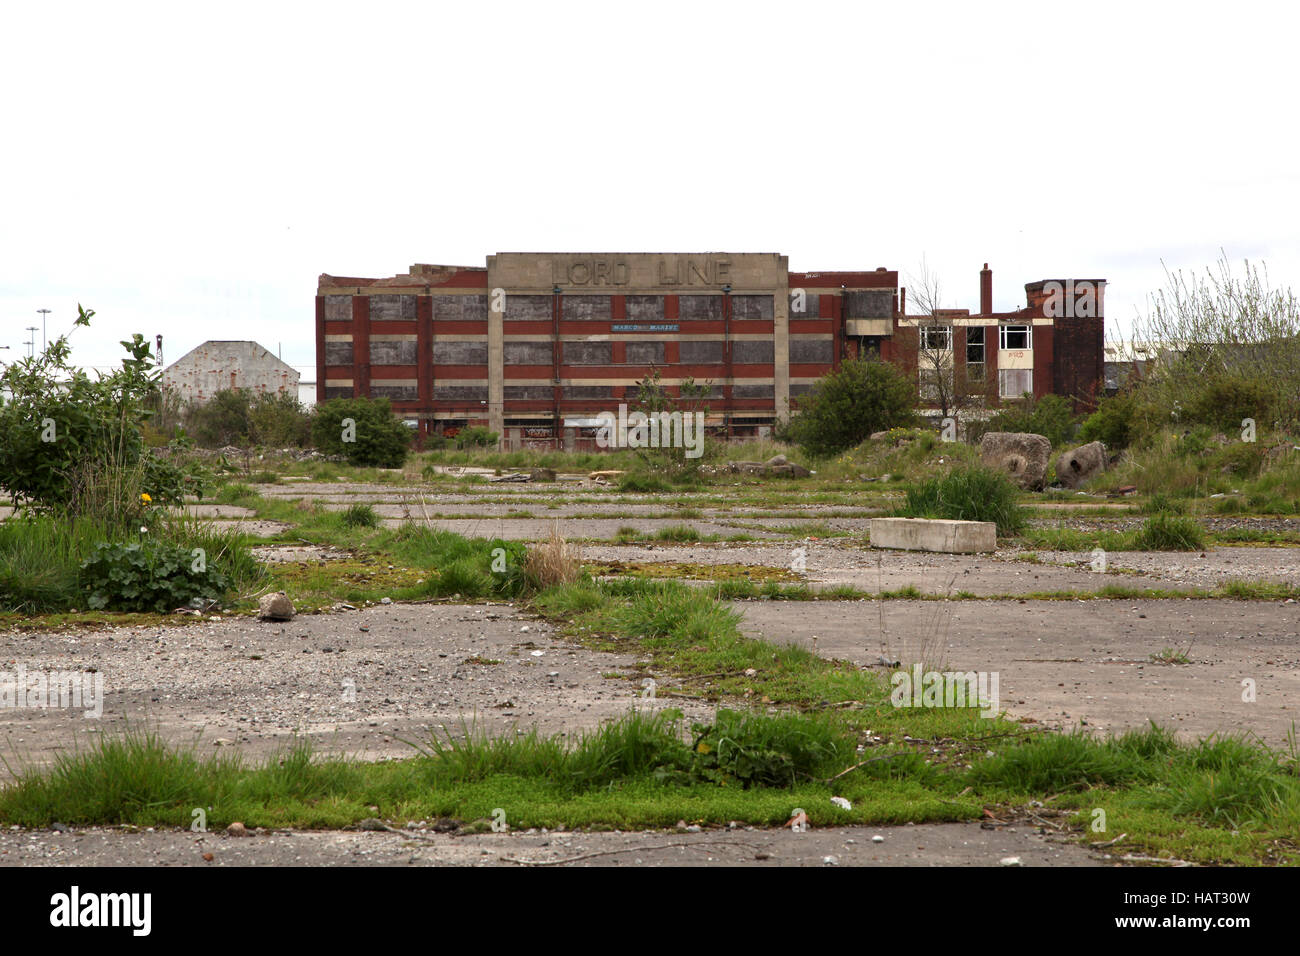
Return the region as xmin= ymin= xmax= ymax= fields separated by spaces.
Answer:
xmin=998 ymin=368 xmax=1033 ymax=399
xmin=918 ymin=325 xmax=952 ymax=351
xmin=966 ymin=326 xmax=985 ymax=382
xmin=999 ymin=324 xmax=1032 ymax=350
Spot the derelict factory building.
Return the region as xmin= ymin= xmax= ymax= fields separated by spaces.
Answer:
xmin=315 ymin=252 xmax=1104 ymax=446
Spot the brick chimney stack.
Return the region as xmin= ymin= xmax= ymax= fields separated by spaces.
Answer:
xmin=980 ymin=263 xmax=993 ymax=316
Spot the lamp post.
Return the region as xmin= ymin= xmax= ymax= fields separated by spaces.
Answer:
xmin=36 ymin=309 xmax=50 ymax=353
xmin=24 ymin=327 xmax=38 ymax=358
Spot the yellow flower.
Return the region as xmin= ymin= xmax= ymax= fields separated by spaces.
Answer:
xmin=140 ymin=493 xmax=152 ymax=503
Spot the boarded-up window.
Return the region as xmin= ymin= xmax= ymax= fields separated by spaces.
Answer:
xmin=625 ymin=341 xmax=665 ymax=364
xmin=371 ymin=384 xmax=417 ymax=400
xmin=563 ymin=296 xmax=612 ymax=321
xmin=733 ymin=340 xmax=774 ymax=364
xmin=679 ymin=340 xmax=724 ymax=364
xmin=324 ymin=295 xmax=353 ymax=321
xmin=845 ymin=290 xmax=893 ymax=319
xmin=369 ymin=340 xmax=417 ymax=365
xmin=731 ymin=295 xmax=773 ymax=320
xmin=999 ymin=368 xmax=1033 ymax=399
xmin=790 ymin=339 xmax=833 ymax=364
xmin=325 ymin=341 xmax=354 ymax=366
xmin=434 ymin=341 xmax=488 ymax=365
xmin=505 ymin=295 xmax=552 ymax=321
xmin=626 ymin=295 xmax=665 ymax=321
xmin=504 ymin=342 xmax=553 ymax=365
xmin=564 ymin=342 xmax=613 ymax=365
xmin=505 ymin=385 xmax=553 ymax=400
xmin=733 ymin=384 xmax=775 ymax=398
xmin=369 ymin=295 xmax=416 ymax=321
xmin=324 ymin=385 xmax=352 ymax=400
xmin=678 ymin=295 xmax=723 ymax=321
xmin=432 ymin=295 xmax=488 ymax=321
xmin=434 ymin=384 xmax=488 ymax=402
xmin=562 ymin=385 xmax=613 ymax=400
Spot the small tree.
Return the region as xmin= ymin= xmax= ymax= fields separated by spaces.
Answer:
xmin=784 ymin=356 xmax=919 ymax=457
xmin=626 ymin=366 xmax=712 ymax=481
xmin=311 ymin=397 xmax=411 ymax=467
xmin=908 ymin=259 xmax=978 ymax=420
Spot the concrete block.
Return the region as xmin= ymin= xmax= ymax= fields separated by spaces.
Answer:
xmin=869 ymin=517 xmax=997 ymax=553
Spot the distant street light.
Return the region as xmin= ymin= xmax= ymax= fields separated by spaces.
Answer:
xmin=24 ymin=327 xmax=38 ymax=358
xmin=36 ymin=309 xmax=51 ymax=352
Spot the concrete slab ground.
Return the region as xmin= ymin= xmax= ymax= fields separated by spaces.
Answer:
xmin=0 ymin=604 xmax=713 ymax=779
xmin=735 ymin=599 xmax=1300 ymax=747
xmin=0 ymin=821 xmax=1102 ymax=867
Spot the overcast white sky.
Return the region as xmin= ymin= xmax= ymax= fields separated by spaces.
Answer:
xmin=3 ymin=0 xmax=1298 ymax=375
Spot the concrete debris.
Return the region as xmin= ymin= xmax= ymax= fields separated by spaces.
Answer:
xmin=979 ymin=432 xmax=1051 ymax=490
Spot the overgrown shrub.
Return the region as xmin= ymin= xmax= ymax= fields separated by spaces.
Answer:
xmin=972 ymin=393 xmax=1079 ymax=447
xmin=311 ymin=397 xmax=411 ymax=468
xmin=1078 ymin=392 xmax=1148 ymax=450
xmin=1184 ymin=375 xmax=1275 ymax=432
xmin=186 ymin=389 xmax=312 ymax=449
xmin=898 ymin=465 xmax=1026 ymax=535
xmin=0 ymin=307 xmax=196 ymax=519
xmin=782 ymin=357 xmax=919 ymax=458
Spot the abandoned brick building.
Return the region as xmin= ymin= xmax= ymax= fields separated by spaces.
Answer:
xmin=315 ymin=253 xmax=1105 ymax=446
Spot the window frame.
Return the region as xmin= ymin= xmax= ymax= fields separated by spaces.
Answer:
xmin=999 ymin=324 xmax=1032 ymax=351
xmin=918 ymin=325 xmax=953 ymax=352
xmin=965 ymin=326 xmax=986 ymax=382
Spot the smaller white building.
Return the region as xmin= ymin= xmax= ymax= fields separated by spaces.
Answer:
xmin=162 ymin=341 xmax=299 ymax=404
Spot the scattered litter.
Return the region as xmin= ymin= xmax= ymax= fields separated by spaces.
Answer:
xmin=999 ymin=856 xmax=1023 ymax=866
xmin=830 ymin=797 xmax=852 ymax=811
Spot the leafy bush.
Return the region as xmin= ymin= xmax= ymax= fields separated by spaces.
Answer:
xmin=187 ymin=389 xmax=312 ymax=449
xmin=1078 ymin=392 xmax=1143 ymax=450
xmin=1185 ymin=375 xmax=1275 ymax=432
xmin=249 ymin=391 xmax=312 ymax=447
xmin=671 ymin=709 xmax=853 ymax=789
xmin=187 ymin=389 xmax=254 ymax=447
xmin=0 ymin=308 xmax=196 ymax=519
xmin=898 ymin=465 xmax=1026 ymax=535
xmin=782 ymin=357 xmax=919 ymax=458
xmin=78 ymin=540 xmax=231 ymax=613
xmin=311 ymin=397 xmax=411 ymax=468
xmin=973 ymin=393 xmax=1079 ymax=447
